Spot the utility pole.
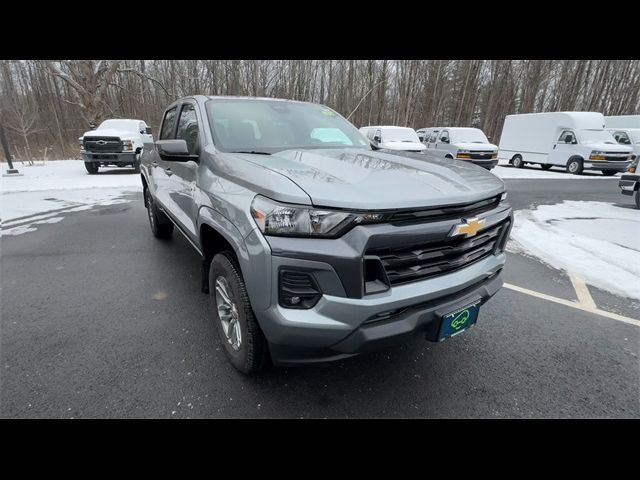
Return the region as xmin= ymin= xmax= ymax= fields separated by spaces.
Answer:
xmin=1 ymin=124 xmax=19 ymax=174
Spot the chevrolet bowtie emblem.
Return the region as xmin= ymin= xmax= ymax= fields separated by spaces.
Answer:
xmin=451 ymin=218 xmax=486 ymax=238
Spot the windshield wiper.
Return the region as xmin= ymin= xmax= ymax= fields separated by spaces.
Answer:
xmin=230 ymin=150 xmax=272 ymax=155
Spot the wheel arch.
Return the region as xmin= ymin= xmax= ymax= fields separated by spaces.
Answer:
xmin=197 ymin=206 xmax=258 ymax=296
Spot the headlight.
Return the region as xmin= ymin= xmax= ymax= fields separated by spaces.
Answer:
xmin=500 ymin=192 xmax=508 ymax=202
xmin=250 ymin=195 xmax=383 ymax=238
xmin=589 ymin=150 xmax=606 ymax=160
xmin=456 ymin=150 xmax=471 ymax=159
xmin=122 ymin=140 xmax=134 ymax=151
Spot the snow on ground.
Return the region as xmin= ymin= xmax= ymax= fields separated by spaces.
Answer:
xmin=493 ymin=161 xmax=623 ymax=179
xmin=2 ymin=160 xmax=141 ymax=235
xmin=508 ymin=201 xmax=640 ymax=301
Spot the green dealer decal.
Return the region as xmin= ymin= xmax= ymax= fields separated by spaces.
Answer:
xmin=450 ymin=309 xmax=470 ymax=330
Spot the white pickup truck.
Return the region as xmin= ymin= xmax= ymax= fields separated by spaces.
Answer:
xmin=80 ymin=119 xmax=153 ymax=174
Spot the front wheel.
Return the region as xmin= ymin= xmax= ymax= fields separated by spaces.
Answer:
xmin=566 ymin=157 xmax=584 ymax=175
xmin=210 ymin=252 xmax=268 ymax=374
xmin=601 ymin=170 xmax=618 ymax=176
xmin=133 ymin=151 xmax=142 ymax=173
xmin=85 ymin=162 xmax=99 ymax=174
xmin=512 ymin=155 xmax=524 ymax=168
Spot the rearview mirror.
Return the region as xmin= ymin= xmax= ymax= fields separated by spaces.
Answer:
xmin=156 ymin=139 xmax=198 ymax=162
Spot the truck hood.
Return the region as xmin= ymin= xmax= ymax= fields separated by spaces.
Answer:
xmin=82 ymin=128 xmax=135 ymax=139
xmin=454 ymin=142 xmax=498 ymax=151
xmin=379 ymin=141 xmax=427 ymax=151
xmin=230 ymin=148 xmax=504 ymax=210
xmin=582 ymin=142 xmax=633 ymax=152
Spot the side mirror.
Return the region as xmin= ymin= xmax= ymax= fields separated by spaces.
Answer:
xmin=418 ymin=136 xmax=424 ymax=142
xmin=565 ymin=135 xmax=574 ymax=144
xmin=440 ymin=136 xmax=448 ymax=143
xmin=373 ymin=135 xmax=381 ymax=143
xmin=156 ymin=139 xmax=198 ymax=162
xmin=145 ymin=127 xmax=153 ymax=135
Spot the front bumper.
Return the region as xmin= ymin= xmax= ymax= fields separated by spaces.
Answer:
xmin=81 ymin=152 xmax=137 ymax=164
xmin=583 ymin=160 xmax=631 ymax=171
xmin=619 ymin=174 xmax=640 ymax=196
xmin=263 ymin=256 xmax=505 ymax=365
xmin=466 ymin=158 xmax=498 ymax=169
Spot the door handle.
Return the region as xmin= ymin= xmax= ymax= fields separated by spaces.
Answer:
xmin=164 ymin=167 xmax=173 ymax=176
xmin=553 ymin=145 xmax=556 ymax=149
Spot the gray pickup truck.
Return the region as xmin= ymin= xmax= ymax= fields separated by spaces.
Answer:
xmin=141 ymin=95 xmax=512 ymax=374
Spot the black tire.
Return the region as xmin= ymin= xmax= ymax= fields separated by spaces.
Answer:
xmin=85 ymin=162 xmax=99 ymax=174
xmin=541 ymin=164 xmax=553 ymax=170
xmin=210 ymin=251 xmax=268 ymax=374
xmin=133 ymin=152 xmax=142 ymax=173
xmin=566 ymin=157 xmax=584 ymax=175
xmin=635 ymin=190 xmax=640 ymax=210
xmin=601 ymin=170 xmax=617 ymax=176
xmin=512 ymin=155 xmax=524 ymax=168
xmin=144 ymin=187 xmax=173 ymax=238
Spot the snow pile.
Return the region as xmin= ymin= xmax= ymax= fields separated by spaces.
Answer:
xmin=508 ymin=201 xmax=640 ymax=300
xmin=2 ymin=160 xmax=141 ymax=194
xmin=2 ymin=160 xmax=142 ymax=235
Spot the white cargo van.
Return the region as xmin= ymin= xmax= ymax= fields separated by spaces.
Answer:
xmin=498 ymin=112 xmax=633 ymax=175
xmin=417 ymin=127 xmax=498 ymax=170
xmin=605 ymin=115 xmax=640 ymax=159
xmin=359 ymin=126 xmax=426 ymax=152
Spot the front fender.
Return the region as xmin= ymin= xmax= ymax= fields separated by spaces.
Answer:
xmin=198 ymin=206 xmax=272 ymax=312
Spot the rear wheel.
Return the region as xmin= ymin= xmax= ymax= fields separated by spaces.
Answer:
xmin=84 ymin=162 xmax=99 ymax=174
xmin=566 ymin=157 xmax=584 ymax=175
xmin=601 ymin=170 xmax=617 ymax=176
xmin=445 ymin=154 xmax=454 ymax=159
xmin=144 ymin=187 xmax=173 ymax=239
xmin=512 ymin=155 xmax=524 ymax=168
xmin=210 ymin=252 xmax=268 ymax=374
xmin=541 ymin=164 xmax=553 ymax=170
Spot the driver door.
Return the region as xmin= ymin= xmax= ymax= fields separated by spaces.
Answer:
xmin=435 ymin=129 xmax=450 ymax=158
xmin=165 ymin=101 xmax=201 ymax=241
xmin=548 ymin=129 xmax=576 ymax=166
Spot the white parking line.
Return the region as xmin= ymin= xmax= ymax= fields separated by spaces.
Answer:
xmin=503 ymin=283 xmax=640 ymax=328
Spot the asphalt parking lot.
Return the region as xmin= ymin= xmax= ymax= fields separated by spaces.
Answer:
xmin=1 ymin=170 xmax=639 ymax=418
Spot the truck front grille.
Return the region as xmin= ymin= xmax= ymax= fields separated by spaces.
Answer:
xmin=83 ymin=137 xmax=123 ymax=153
xmin=366 ymin=219 xmax=509 ymax=286
xmin=469 ymin=152 xmax=497 ymax=160
xmin=388 ymin=195 xmax=500 ymax=224
xmin=603 ymin=153 xmax=630 ymax=161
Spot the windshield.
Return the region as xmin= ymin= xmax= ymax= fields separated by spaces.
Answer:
xmin=205 ymin=99 xmax=370 ymax=153
xmin=98 ymin=119 xmax=139 ymax=132
xmin=382 ymin=128 xmax=420 ymax=143
xmin=576 ymin=129 xmax=618 ymax=145
xmin=627 ymin=129 xmax=640 ymax=144
xmin=450 ymin=129 xmax=489 ymax=144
